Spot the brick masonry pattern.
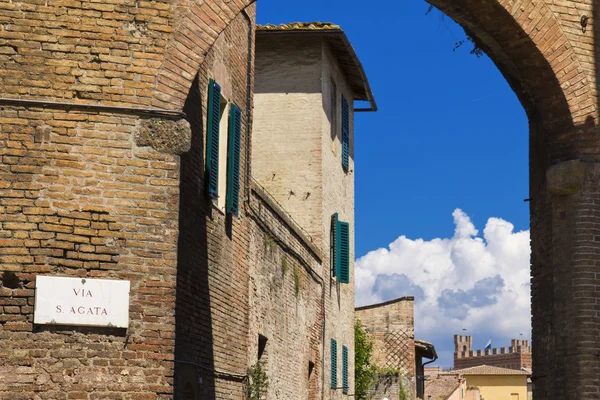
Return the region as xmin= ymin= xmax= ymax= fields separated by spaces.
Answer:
xmin=4 ymin=0 xmax=600 ymax=399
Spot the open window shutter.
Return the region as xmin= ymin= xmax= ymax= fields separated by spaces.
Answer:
xmin=331 ymin=213 xmax=339 ymax=278
xmin=206 ymin=79 xmax=221 ymax=199
xmin=341 ymin=95 xmax=349 ymax=172
xmin=331 ymin=339 xmax=337 ymax=389
xmin=226 ymin=104 xmax=242 ymax=215
xmin=337 ymin=220 xmax=350 ymax=283
xmin=342 ymin=345 xmax=348 ymax=393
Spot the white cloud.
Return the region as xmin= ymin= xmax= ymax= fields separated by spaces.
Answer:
xmin=355 ymin=209 xmax=531 ymax=367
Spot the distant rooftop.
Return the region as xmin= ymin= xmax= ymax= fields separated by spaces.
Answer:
xmin=443 ymin=365 xmax=531 ymax=376
xmin=425 ymin=374 xmax=462 ymax=400
xmin=256 ymin=22 xmax=377 ymax=112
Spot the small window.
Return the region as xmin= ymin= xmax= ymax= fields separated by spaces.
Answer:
xmin=205 ymin=78 xmax=242 ymax=215
xmin=258 ymin=334 xmax=268 ymax=360
xmin=331 ymin=213 xmax=350 ymax=284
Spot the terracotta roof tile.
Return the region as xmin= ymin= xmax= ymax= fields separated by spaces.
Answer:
xmin=443 ymin=365 xmax=530 ymax=376
xmin=426 ymin=375 xmax=461 ymax=400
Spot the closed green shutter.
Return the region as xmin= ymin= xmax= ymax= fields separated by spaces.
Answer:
xmin=331 ymin=338 xmax=337 ymax=389
xmin=226 ymin=104 xmax=242 ymax=215
xmin=333 ymin=214 xmax=350 ymax=284
xmin=338 ymin=221 xmax=350 ymax=284
xmin=331 ymin=213 xmax=338 ymax=278
xmin=341 ymin=94 xmax=349 ymax=172
xmin=206 ymin=79 xmax=221 ymax=199
xmin=342 ymin=345 xmax=348 ymax=393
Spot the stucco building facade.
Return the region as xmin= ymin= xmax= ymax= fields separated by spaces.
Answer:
xmin=443 ymin=365 xmax=530 ymax=400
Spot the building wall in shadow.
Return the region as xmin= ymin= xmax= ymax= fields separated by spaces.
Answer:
xmin=174 ymin=6 xmax=255 ymax=399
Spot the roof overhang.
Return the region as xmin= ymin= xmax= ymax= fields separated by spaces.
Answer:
xmin=415 ymin=339 xmax=438 ymax=360
xmin=256 ymin=23 xmax=377 ymax=112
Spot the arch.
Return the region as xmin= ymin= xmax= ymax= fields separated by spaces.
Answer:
xmin=427 ymin=0 xmax=595 ymax=131
xmin=151 ymin=0 xmax=255 ymax=110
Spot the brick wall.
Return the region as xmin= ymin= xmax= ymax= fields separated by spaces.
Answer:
xmin=0 ymin=1 xmax=254 ymax=399
xmin=253 ymin=34 xmax=358 ymax=399
xmin=252 ymin=36 xmax=324 ymax=246
xmin=174 ymin=5 xmax=254 ymax=400
xmin=453 ymin=336 xmax=532 ymax=370
xmin=247 ymin=182 xmax=323 ymax=400
xmin=355 ymin=297 xmax=415 ymax=379
xmin=424 ymin=1 xmax=600 ymax=399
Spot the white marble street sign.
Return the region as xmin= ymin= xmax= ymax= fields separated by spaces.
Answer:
xmin=34 ymin=276 xmax=130 ymax=328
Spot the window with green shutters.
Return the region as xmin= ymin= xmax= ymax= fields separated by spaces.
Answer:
xmin=331 ymin=213 xmax=350 ymax=284
xmin=226 ymin=104 xmax=242 ymax=215
xmin=205 ymin=78 xmax=242 ymax=216
xmin=206 ymin=79 xmax=221 ymax=199
xmin=342 ymin=345 xmax=348 ymax=393
xmin=331 ymin=338 xmax=337 ymax=389
xmin=341 ymin=94 xmax=349 ymax=172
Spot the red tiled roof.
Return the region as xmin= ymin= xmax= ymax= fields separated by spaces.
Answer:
xmin=444 ymin=365 xmax=530 ymax=376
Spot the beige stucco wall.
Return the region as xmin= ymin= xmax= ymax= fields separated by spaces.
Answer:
xmin=465 ymin=375 xmax=528 ymax=400
xmin=253 ymin=35 xmax=357 ymax=399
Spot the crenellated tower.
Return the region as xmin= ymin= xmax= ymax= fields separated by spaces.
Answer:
xmin=453 ymin=335 xmax=532 ymax=370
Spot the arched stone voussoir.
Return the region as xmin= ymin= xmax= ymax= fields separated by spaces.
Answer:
xmin=428 ymin=0 xmax=595 ymax=131
xmin=151 ymin=0 xmax=255 ymax=110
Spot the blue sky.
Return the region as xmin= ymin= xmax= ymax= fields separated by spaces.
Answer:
xmin=257 ymin=0 xmax=530 ymax=368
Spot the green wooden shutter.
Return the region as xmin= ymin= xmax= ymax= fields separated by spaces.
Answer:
xmin=331 ymin=213 xmax=338 ymax=278
xmin=206 ymin=79 xmax=221 ymax=199
xmin=342 ymin=345 xmax=348 ymax=393
xmin=226 ymin=104 xmax=242 ymax=215
xmin=331 ymin=338 xmax=337 ymax=389
xmin=338 ymin=221 xmax=350 ymax=284
xmin=341 ymin=94 xmax=349 ymax=172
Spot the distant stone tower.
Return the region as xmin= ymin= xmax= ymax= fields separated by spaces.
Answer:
xmin=453 ymin=335 xmax=532 ymax=370
xmin=454 ymin=335 xmax=473 ymax=355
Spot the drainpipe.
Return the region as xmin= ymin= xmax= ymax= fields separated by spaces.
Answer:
xmin=241 ymin=3 xmax=255 ymax=203
xmin=421 ymin=352 xmax=438 ymax=400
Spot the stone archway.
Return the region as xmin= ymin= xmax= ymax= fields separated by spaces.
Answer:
xmin=153 ymin=1 xmax=600 ymax=399
xmin=421 ymin=2 xmax=600 ymax=399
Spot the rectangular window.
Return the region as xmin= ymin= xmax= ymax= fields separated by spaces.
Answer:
xmin=331 ymin=213 xmax=350 ymax=283
xmin=342 ymin=345 xmax=348 ymax=393
xmin=331 ymin=338 xmax=337 ymax=389
xmin=341 ymin=94 xmax=349 ymax=172
xmin=206 ymin=79 xmax=242 ymax=216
